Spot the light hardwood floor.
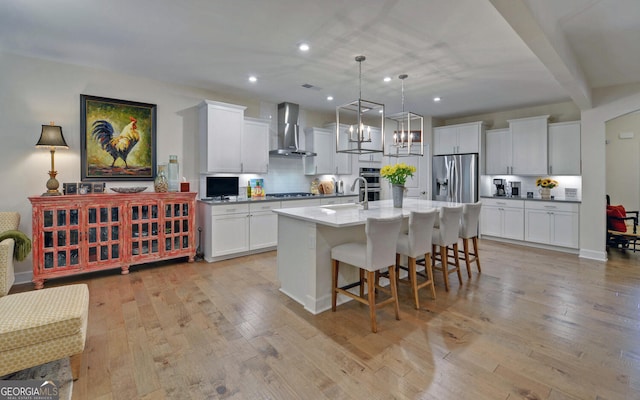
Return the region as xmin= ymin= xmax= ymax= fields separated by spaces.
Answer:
xmin=14 ymin=240 xmax=640 ymax=399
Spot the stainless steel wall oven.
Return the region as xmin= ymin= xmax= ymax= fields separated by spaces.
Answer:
xmin=359 ymin=167 xmax=381 ymax=202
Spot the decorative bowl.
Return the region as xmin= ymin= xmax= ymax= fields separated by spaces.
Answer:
xmin=110 ymin=187 xmax=148 ymax=193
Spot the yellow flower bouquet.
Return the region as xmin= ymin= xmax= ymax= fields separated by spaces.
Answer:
xmin=381 ymin=163 xmax=416 ymax=186
xmin=536 ymin=177 xmax=559 ymax=189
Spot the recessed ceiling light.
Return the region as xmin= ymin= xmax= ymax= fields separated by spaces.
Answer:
xmin=249 ymin=76 xmax=257 ymax=83
xmin=327 ymin=96 xmax=333 ymax=101
xmin=299 ymin=43 xmax=310 ymax=52
xmin=383 ymin=77 xmax=391 ymax=82
xmin=433 ymin=97 xmax=441 ymax=102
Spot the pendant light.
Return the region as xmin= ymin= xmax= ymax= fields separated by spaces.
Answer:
xmin=386 ymin=74 xmax=423 ymax=157
xmin=336 ymin=55 xmax=385 ymax=155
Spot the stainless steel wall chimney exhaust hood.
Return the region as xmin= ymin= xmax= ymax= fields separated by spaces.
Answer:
xmin=269 ymin=102 xmax=316 ymax=157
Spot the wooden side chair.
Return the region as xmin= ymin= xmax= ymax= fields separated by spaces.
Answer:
xmin=459 ymin=202 xmax=482 ymax=278
xmin=432 ymin=206 xmax=464 ymax=291
xmin=397 ymin=210 xmax=438 ymax=309
xmin=331 ymin=216 xmax=403 ymax=333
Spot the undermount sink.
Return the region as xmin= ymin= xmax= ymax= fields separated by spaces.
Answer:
xmin=320 ymin=203 xmax=363 ymax=211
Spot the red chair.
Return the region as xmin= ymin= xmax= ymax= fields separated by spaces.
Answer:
xmin=606 ymin=195 xmax=639 ymax=251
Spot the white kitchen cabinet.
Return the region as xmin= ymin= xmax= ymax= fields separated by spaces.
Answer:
xmin=548 ymin=121 xmax=581 ymax=175
xmin=508 ymin=115 xmax=549 ymax=175
xmin=484 ymin=128 xmax=512 ymax=175
xmin=480 ymin=198 xmax=524 ymax=240
xmin=242 ymin=117 xmax=270 ymax=173
xmin=319 ymin=196 xmax=358 ymax=206
xmin=209 ymin=204 xmax=250 ymax=259
xmin=524 ymin=201 xmax=579 ymax=248
xmin=199 ymin=101 xmax=270 ymax=174
xmin=249 ymin=202 xmax=280 ymax=250
xmin=433 ymin=121 xmax=483 ymax=155
xmin=199 ymin=100 xmax=246 ymax=173
xmin=305 ymin=128 xmax=335 ymax=175
xmin=358 ymin=127 xmax=383 ymax=163
xmin=324 ymin=123 xmax=352 ymax=174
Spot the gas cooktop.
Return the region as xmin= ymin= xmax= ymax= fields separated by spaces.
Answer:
xmin=266 ymin=192 xmax=315 ymax=198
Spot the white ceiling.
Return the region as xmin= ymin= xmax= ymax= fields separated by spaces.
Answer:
xmin=1 ymin=0 xmax=639 ymax=119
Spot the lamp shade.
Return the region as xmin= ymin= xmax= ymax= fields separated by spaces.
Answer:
xmin=36 ymin=124 xmax=68 ymax=148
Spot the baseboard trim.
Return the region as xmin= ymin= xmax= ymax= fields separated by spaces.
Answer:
xmin=14 ymin=270 xmax=32 ymax=285
xmin=579 ymin=249 xmax=607 ymax=261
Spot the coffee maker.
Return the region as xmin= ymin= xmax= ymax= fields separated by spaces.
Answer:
xmin=510 ymin=181 xmax=521 ymax=197
xmin=493 ymin=178 xmax=506 ymax=196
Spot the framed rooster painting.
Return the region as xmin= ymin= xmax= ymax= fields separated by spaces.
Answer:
xmin=80 ymin=94 xmax=157 ymax=181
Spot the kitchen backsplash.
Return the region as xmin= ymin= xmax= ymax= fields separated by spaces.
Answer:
xmin=480 ymin=175 xmax=582 ymax=199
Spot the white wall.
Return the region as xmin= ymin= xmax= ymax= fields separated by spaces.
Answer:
xmin=0 ymin=51 xmax=329 ymax=282
xmin=605 ymin=111 xmax=640 ymax=210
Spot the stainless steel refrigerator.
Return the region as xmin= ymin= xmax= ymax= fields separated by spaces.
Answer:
xmin=432 ymin=154 xmax=478 ymax=203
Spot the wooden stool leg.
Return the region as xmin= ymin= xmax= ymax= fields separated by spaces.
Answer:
xmin=367 ymin=270 xmax=377 ymax=333
xmin=473 ymin=236 xmax=481 ymax=273
xmin=453 ymin=243 xmax=463 ymax=285
xmin=463 ymin=238 xmax=472 ymax=278
xmin=425 ymin=252 xmax=436 ymax=300
xmin=359 ymin=268 xmax=365 ymax=298
xmin=409 ymin=257 xmax=419 ymax=309
xmin=389 ymin=265 xmax=400 ymax=320
xmin=332 ymin=259 xmax=339 ymax=312
xmin=70 ymin=352 xmax=82 ymax=381
xmin=441 ymin=245 xmax=449 ymax=291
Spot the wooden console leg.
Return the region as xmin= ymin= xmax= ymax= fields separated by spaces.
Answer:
xmin=70 ymin=353 xmax=82 ymax=381
xmin=120 ymin=265 xmax=130 ymax=275
xmin=33 ymin=280 xmax=45 ymax=290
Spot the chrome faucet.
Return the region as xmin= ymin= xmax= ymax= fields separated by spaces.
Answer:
xmin=351 ymin=177 xmax=368 ymax=210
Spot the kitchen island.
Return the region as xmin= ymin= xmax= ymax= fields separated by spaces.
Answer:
xmin=272 ymin=198 xmax=460 ymax=314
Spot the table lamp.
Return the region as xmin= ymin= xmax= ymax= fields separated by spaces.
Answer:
xmin=36 ymin=122 xmax=68 ymax=196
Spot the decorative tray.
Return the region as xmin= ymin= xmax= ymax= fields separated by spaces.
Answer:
xmin=110 ymin=187 xmax=148 ymax=193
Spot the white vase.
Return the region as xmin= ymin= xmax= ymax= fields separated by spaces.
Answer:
xmin=539 ymin=187 xmax=551 ymax=199
xmin=392 ymin=184 xmax=405 ymax=208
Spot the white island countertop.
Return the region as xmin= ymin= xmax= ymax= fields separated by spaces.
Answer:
xmin=272 ymin=198 xmax=461 ymax=228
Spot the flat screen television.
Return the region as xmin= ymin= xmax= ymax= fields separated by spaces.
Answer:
xmin=206 ymin=176 xmax=239 ymax=199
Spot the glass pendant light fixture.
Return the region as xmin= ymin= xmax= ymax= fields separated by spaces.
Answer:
xmin=386 ymin=74 xmax=424 ymax=157
xmin=336 ymin=55 xmax=385 ymax=155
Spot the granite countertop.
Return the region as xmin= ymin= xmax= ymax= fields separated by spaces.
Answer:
xmin=272 ymin=198 xmax=461 ymax=228
xmin=480 ymin=195 xmax=581 ymax=204
xmin=198 ymin=193 xmax=358 ymax=205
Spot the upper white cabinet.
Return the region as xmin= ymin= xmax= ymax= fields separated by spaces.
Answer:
xmin=433 ymin=121 xmax=484 ymax=155
xmin=508 ymin=115 xmax=549 ymax=175
xmin=199 ymin=100 xmax=269 ymax=173
xmin=304 ymin=127 xmax=335 ymax=175
xmin=243 ymin=117 xmax=270 ymax=173
xmin=484 ymin=128 xmax=512 ymax=175
xmin=548 ymin=121 xmax=581 ymax=175
xmin=325 ymin=123 xmax=352 ymax=174
xmin=199 ymin=100 xmax=246 ymax=173
xmin=358 ymin=127 xmax=383 ymax=163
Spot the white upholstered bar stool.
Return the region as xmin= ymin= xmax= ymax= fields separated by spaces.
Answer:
xmin=432 ymin=205 xmax=464 ymax=291
xmin=459 ymin=202 xmax=482 ymax=278
xmin=331 ymin=216 xmax=403 ymax=333
xmin=396 ymin=209 xmax=438 ymax=309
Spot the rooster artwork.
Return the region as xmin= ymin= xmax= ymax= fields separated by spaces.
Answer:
xmin=81 ymin=95 xmax=156 ymax=180
xmin=91 ymin=117 xmax=140 ymax=168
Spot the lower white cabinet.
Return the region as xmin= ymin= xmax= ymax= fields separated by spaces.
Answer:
xmin=480 ymin=198 xmax=524 ymax=240
xmin=524 ymin=201 xmax=579 ymax=248
xmin=248 ymin=202 xmax=280 ymax=250
xmin=319 ymin=196 xmax=358 ymax=206
xmin=209 ymin=203 xmax=250 ymax=258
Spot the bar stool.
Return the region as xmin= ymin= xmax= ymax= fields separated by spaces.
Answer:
xmin=331 ymin=216 xmax=403 ymax=333
xmin=459 ymin=202 xmax=482 ymax=278
xmin=432 ymin=205 xmax=464 ymax=291
xmin=396 ymin=209 xmax=438 ymax=309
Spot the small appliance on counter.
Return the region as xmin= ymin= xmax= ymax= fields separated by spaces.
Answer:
xmin=493 ymin=178 xmax=506 ymax=196
xmin=509 ymin=181 xmax=521 ymax=197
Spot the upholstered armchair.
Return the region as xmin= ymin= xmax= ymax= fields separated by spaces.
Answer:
xmin=0 ymin=212 xmax=20 ymax=296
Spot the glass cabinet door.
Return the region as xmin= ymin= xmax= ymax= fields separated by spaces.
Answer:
xmin=85 ymin=204 xmax=123 ymax=266
xmin=163 ymin=200 xmax=192 ymax=254
xmin=130 ymin=201 xmax=160 ymax=261
xmin=41 ymin=206 xmax=81 ymax=271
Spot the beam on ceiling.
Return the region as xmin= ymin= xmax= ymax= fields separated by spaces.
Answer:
xmin=490 ymin=0 xmax=592 ymax=110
